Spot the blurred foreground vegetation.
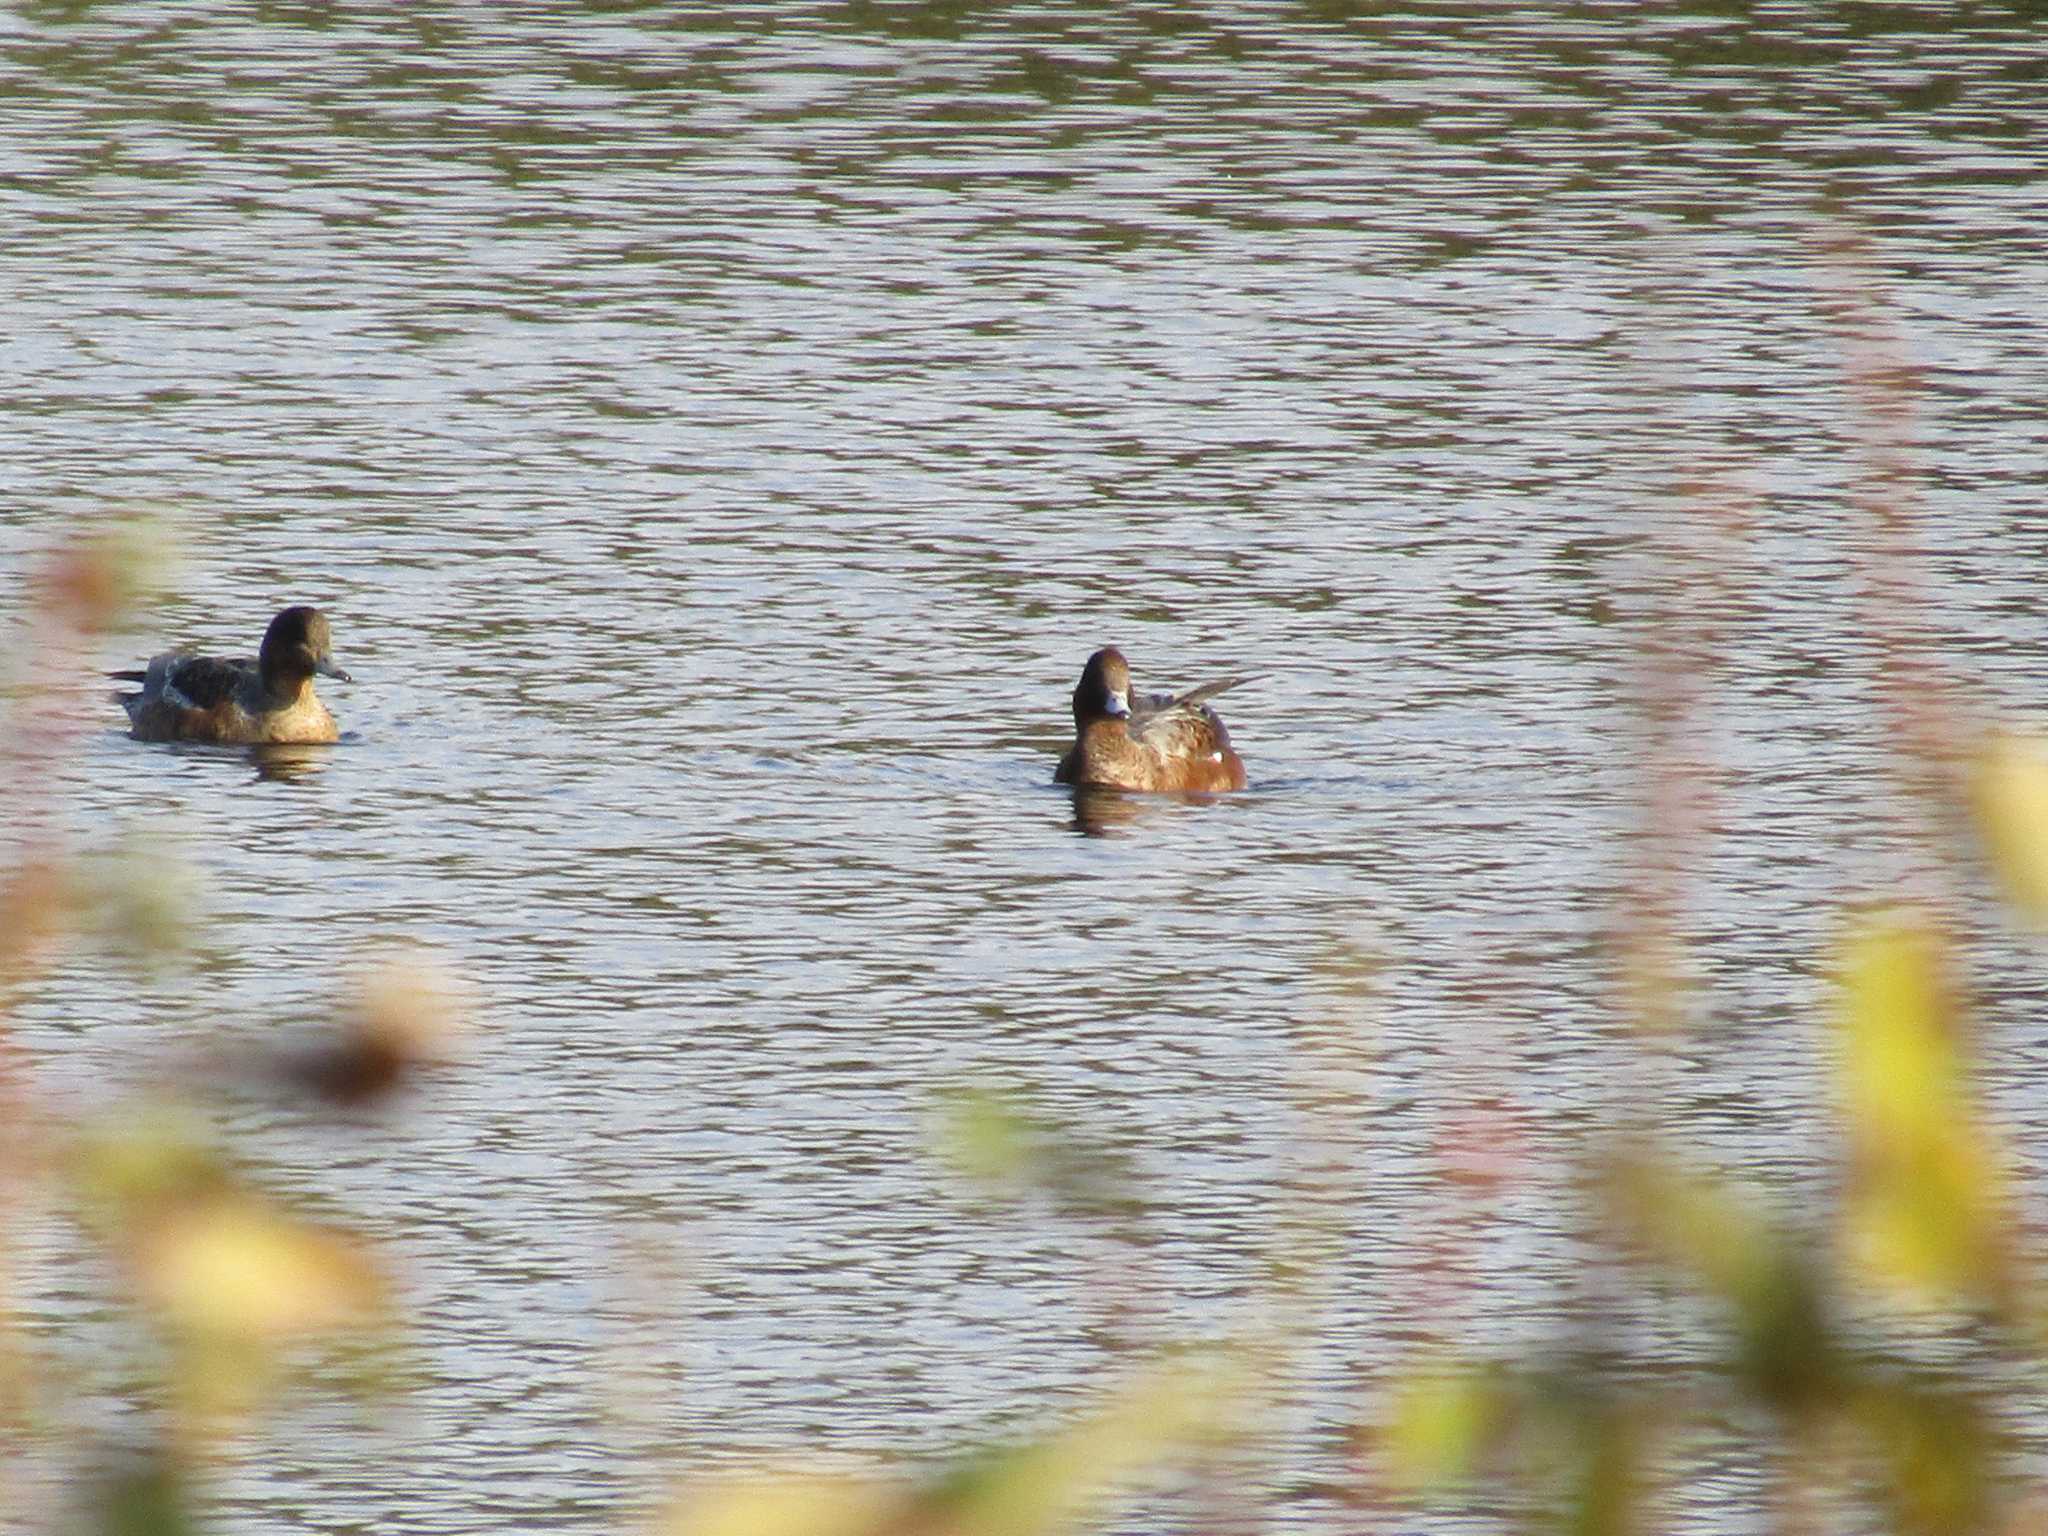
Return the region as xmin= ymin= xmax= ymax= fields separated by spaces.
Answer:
xmin=9 ymin=499 xmax=2048 ymax=1535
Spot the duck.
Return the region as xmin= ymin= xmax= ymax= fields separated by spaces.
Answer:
xmin=1054 ymin=646 xmax=1249 ymax=793
xmin=113 ymin=605 xmax=352 ymax=745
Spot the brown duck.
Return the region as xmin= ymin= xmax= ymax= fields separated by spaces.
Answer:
xmin=1054 ymin=646 xmax=1249 ymax=793
xmin=114 ymin=605 xmax=352 ymax=745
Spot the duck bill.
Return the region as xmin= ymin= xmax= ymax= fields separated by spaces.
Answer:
xmin=318 ymin=661 xmax=354 ymax=683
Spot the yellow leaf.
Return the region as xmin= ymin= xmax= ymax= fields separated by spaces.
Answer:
xmin=935 ymin=1358 xmax=1242 ymax=1536
xmin=653 ymin=1360 xmax=1242 ymax=1536
xmin=1380 ymin=1367 xmax=1500 ymax=1492
xmin=1606 ymin=1151 xmax=1778 ymax=1312
xmin=72 ymin=1110 xmax=226 ymax=1234
xmin=933 ymin=1084 xmax=1036 ymax=1187
xmin=656 ymin=1476 xmax=900 ymax=1536
xmin=1973 ymin=734 xmax=2048 ymax=923
xmin=137 ymin=1199 xmax=384 ymax=1341
xmin=1835 ymin=914 xmax=2008 ymax=1311
xmin=1603 ymin=1149 xmax=1833 ymax=1412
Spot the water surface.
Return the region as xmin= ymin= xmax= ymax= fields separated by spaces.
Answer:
xmin=3 ymin=5 xmax=2046 ymax=1531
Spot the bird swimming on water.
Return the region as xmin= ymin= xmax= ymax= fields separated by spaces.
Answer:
xmin=1054 ymin=646 xmax=1249 ymax=794
xmin=113 ymin=605 xmax=353 ymax=745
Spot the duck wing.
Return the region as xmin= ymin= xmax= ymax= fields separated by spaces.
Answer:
xmin=119 ymin=652 xmax=256 ymax=711
xmin=1127 ymin=676 xmax=1254 ymax=721
xmin=1129 ymin=702 xmax=1223 ymax=759
xmin=164 ymin=654 xmax=257 ymax=710
xmin=1164 ymin=675 xmax=1255 ymax=712
xmin=1127 ymin=674 xmax=1252 ymax=756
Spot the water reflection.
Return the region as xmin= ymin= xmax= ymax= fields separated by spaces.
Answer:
xmin=1066 ymin=783 xmax=1216 ymax=838
xmin=248 ymin=744 xmax=334 ymax=784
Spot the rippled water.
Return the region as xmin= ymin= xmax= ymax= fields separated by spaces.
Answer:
xmin=3 ymin=4 xmax=2046 ymax=1531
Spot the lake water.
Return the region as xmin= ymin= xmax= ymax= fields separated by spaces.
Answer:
xmin=4 ymin=4 xmax=2046 ymax=1532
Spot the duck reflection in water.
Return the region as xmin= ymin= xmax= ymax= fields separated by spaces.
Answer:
xmin=249 ymin=743 xmax=335 ymax=784
xmin=1068 ymin=781 xmax=1167 ymax=837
